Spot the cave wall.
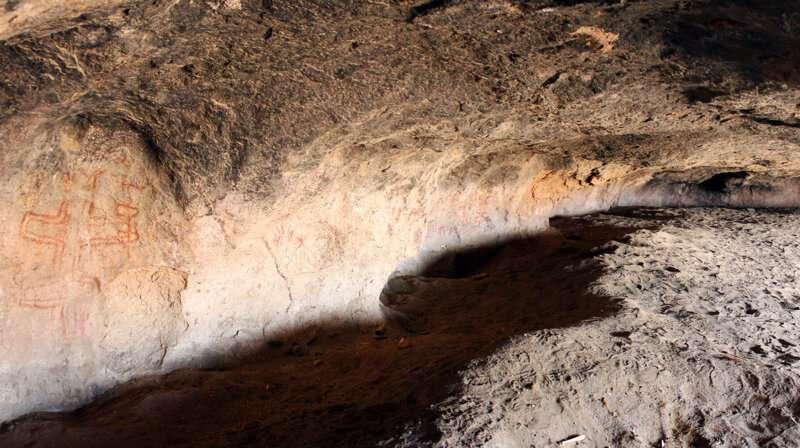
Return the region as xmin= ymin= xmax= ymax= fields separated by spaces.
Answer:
xmin=1 ymin=0 xmax=800 ymax=422
xmin=3 ymin=106 xmax=800 ymax=420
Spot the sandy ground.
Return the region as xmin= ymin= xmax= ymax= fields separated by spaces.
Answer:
xmin=2 ymin=206 xmax=799 ymax=447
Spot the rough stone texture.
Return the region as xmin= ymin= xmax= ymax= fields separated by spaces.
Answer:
xmin=3 ymin=208 xmax=800 ymax=447
xmin=0 ymin=0 xmax=799 ymax=440
xmin=0 ymin=121 xmax=190 ymax=417
xmin=431 ymin=209 xmax=800 ymax=447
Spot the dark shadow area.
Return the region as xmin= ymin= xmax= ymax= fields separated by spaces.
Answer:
xmin=682 ymin=86 xmax=726 ymax=104
xmin=406 ymin=0 xmax=604 ymax=23
xmin=638 ymin=169 xmax=800 ymax=208
xmin=0 ymin=214 xmax=654 ymax=448
xmin=698 ymin=171 xmax=750 ymax=194
xmin=407 ymin=0 xmax=456 ymax=22
xmin=749 ymin=116 xmax=800 ymax=129
xmin=4 ymin=0 xmax=20 ymax=13
xmin=664 ymin=0 xmax=800 ymax=92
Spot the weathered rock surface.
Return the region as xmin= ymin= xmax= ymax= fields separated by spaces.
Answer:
xmin=432 ymin=208 xmax=800 ymax=447
xmin=2 ymin=208 xmax=800 ymax=447
xmin=0 ymin=0 xmax=799 ymax=443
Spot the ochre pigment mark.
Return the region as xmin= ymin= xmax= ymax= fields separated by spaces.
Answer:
xmin=59 ymin=301 xmax=91 ymax=339
xmin=19 ymin=199 xmax=70 ymax=265
xmin=85 ymin=177 xmax=142 ymax=249
xmin=15 ymin=165 xmax=147 ymax=338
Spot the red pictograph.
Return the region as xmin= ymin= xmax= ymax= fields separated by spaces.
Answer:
xmin=15 ymin=164 xmax=146 ymax=338
xmin=19 ymin=200 xmax=70 ymax=265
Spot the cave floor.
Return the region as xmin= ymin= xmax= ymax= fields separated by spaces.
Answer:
xmin=3 ymin=207 xmax=800 ymax=447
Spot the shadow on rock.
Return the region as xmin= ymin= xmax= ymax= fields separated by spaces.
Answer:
xmin=663 ymin=0 xmax=800 ymax=94
xmin=0 ymin=216 xmax=644 ymax=448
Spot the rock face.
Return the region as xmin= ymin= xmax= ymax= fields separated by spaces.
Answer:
xmin=434 ymin=209 xmax=800 ymax=447
xmin=2 ymin=207 xmax=800 ymax=448
xmin=0 ymin=0 xmax=799 ymax=435
xmin=0 ymin=122 xmax=189 ymax=415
